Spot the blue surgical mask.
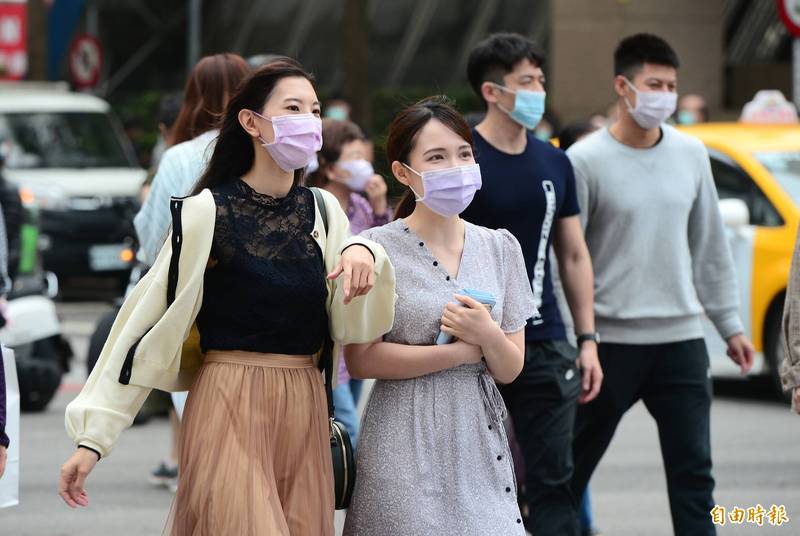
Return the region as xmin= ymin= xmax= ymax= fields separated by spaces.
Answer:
xmin=325 ymin=106 xmax=349 ymax=121
xmin=677 ymin=110 xmax=697 ymax=125
xmin=493 ymin=83 xmax=546 ymax=130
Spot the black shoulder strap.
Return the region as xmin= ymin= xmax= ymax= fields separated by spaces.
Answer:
xmin=311 ymin=187 xmax=329 ymax=235
xmin=311 ymin=187 xmax=335 ymax=420
xmin=166 ymin=198 xmax=183 ymax=307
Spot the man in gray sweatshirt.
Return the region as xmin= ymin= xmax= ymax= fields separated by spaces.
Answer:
xmin=566 ymin=34 xmax=754 ymax=535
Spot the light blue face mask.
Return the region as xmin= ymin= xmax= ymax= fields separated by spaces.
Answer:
xmin=677 ymin=110 xmax=697 ymax=125
xmin=324 ymin=106 xmax=349 ymax=121
xmin=494 ymin=83 xmax=546 ymax=130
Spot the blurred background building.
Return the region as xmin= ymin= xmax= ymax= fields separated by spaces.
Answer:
xmin=2 ymin=0 xmax=800 ymax=168
xmin=4 ymin=1 xmax=798 ymax=126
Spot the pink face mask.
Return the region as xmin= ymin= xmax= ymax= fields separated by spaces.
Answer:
xmin=252 ymin=111 xmax=322 ymax=172
xmin=403 ymin=163 xmax=482 ymax=217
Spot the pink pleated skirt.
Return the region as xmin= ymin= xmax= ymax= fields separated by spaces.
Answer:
xmin=163 ymin=350 xmax=334 ymax=536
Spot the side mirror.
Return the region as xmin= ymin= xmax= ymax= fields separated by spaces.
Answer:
xmin=44 ymin=271 xmax=59 ymax=300
xmin=719 ymin=198 xmax=750 ymax=229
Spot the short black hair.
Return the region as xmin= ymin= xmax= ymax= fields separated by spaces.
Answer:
xmin=614 ymin=33 xmax=679 ymax=79
xmin=467 ymin=33 xmax=545 ymax=101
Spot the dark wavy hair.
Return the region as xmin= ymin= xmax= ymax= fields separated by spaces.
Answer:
xmin=387 ymin=96 xmax=473 ymax=219
xmin=191 ymin=57 xmax=315 ymax=195
xmin=169 ymin=53 xmax=251 ymax=146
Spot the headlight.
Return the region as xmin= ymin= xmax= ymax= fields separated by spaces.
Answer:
xmin=18 ymin=183 xmax=69 ymax=210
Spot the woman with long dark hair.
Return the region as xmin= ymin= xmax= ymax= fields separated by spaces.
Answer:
xmin=58 ymin=58 xmax=396 ymax=535
xmin=343 ymin=97 xmax=536 ymax=535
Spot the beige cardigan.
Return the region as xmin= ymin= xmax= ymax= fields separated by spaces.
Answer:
xmin=66 ymin=187 xmax=396 ymax=457
xmin=781 ymin=223 xmax=800 ymax=412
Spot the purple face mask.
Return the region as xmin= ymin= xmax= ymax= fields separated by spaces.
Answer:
xmin=403 ymin=163 xmax=482 ymax=217
xmin=252 ymin=111 xmax=322 ymax=172
xmin=337 ymin=158 xmax=374 ymax=192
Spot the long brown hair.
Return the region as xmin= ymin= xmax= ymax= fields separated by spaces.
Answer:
xmin=387 ymin=96 xmax=474 ymax=219
xmin=191 ymin=57 xmax=316 ymax=195
xmin=169 ymin=53 xmax=251 ymax=146
xmin=306 ymin=119 xmax=366 ymax=188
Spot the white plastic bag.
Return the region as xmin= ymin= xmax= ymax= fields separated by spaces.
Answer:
xmin=0 ymin=346 xmax=19 ymax=507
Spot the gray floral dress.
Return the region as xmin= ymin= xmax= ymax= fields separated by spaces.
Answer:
xmin=343 ymin=219 xmax=536 ymax=536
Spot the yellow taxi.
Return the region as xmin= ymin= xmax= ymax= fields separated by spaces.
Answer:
xmin=679 ymin=91 xmax=800 ymax=394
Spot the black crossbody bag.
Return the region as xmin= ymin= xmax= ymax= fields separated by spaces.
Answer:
xmin=311 ymin=187 xmax=356 ymax=510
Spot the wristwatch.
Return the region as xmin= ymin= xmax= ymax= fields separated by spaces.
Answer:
xmin=576 ymin=332 xmax=600 ymax=346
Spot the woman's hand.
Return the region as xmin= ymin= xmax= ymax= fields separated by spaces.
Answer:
xmin=364 ymin=174 xmax=388 ymax=216
xmin=59 ymin=448 xmax=99 ymax=508
xmin=794 ymin=387 xmax=800 ymax=414
xmin=328 ymin=245 xmax=375 ymax=305
xmin=440 ymin=294 xmax=503 ymax=348
xmin=0 ymin=445 xmax=6 ymax=478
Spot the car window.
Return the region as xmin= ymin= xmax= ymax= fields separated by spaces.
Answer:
xmin=0 ymin=112 xmax=135 ymax=169
xmin=753 ymin=151 xmax=800 ymax=207
xmin=708 ymin=150 xmax=783 ymax=227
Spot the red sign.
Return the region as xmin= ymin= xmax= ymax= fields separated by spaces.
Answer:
xmin=68 ymin=33 xmax=102 ymax=88
xmin=778 ymin=0 xmax=800 ymax=37
xmin=0 ymin=2 xmax=27 ymax=80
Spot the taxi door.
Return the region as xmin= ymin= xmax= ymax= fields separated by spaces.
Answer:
xmin=702 ymin=149 xmax=761 ymax=376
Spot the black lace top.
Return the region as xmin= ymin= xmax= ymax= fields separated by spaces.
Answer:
xmin=195 ymin=179 xmax=328 ymax=355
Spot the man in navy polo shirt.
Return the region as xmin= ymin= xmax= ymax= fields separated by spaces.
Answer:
xmin=463 ymin=33 xmax=602 ymax=536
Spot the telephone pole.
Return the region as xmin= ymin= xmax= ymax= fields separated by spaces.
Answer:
xmin=26 ymin=0 xmax=48 ymax=80
xmin=342 ymin=0 xmax=370 ymax=129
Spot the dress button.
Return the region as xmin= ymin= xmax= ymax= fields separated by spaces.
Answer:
xmin=497 ymin=455 xmax=502 ymax=461
xmin=419 ymin=241 xmax=424 ymax=246
xmin=312 ymin=230 xmax=319 ymax=238
xmin=433 ymin=261 xmax=438 ymax=266
xmin=505 ymin=487 xmax=511 ymax=493
xmin=488 ymin=424 xmax=492 ymax=430
xmin=446 ymin=276 xmax=451 ymax=281
xmin=516 ymin=519 xmax=522 ymax=524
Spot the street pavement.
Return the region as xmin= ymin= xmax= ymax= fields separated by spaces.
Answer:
xmin=2 ymin=301 xmax=799 ymax=535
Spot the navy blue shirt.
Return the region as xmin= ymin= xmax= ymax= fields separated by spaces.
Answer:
xmin=462 ymin=129 xmax=580 ymax=343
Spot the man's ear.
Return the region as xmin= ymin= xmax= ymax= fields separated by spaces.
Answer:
xmin=391 ymin=161 xmax=410 ymax=186
xmin=613 ymin=75 xmax=629 ymax=99
xmin=238 ymin=109 xmax=260 ymax=138
xmin=481 ymin=81 xmax=500 ymax=104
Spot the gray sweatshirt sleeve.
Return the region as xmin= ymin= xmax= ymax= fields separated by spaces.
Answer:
xmin=687 ymin=147 xmax=744 ymax=340
xmin=780 ymin=224 xmax=800 ymax=401
xmin=567 ymin=148 xmax=591 ymax=233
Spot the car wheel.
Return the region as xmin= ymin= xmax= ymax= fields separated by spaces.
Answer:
xmin=16 ymin=338 xmax=64 ymax=412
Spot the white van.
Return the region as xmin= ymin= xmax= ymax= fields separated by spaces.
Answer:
xmin=0 ymin=82 xmax=146 ymax=286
